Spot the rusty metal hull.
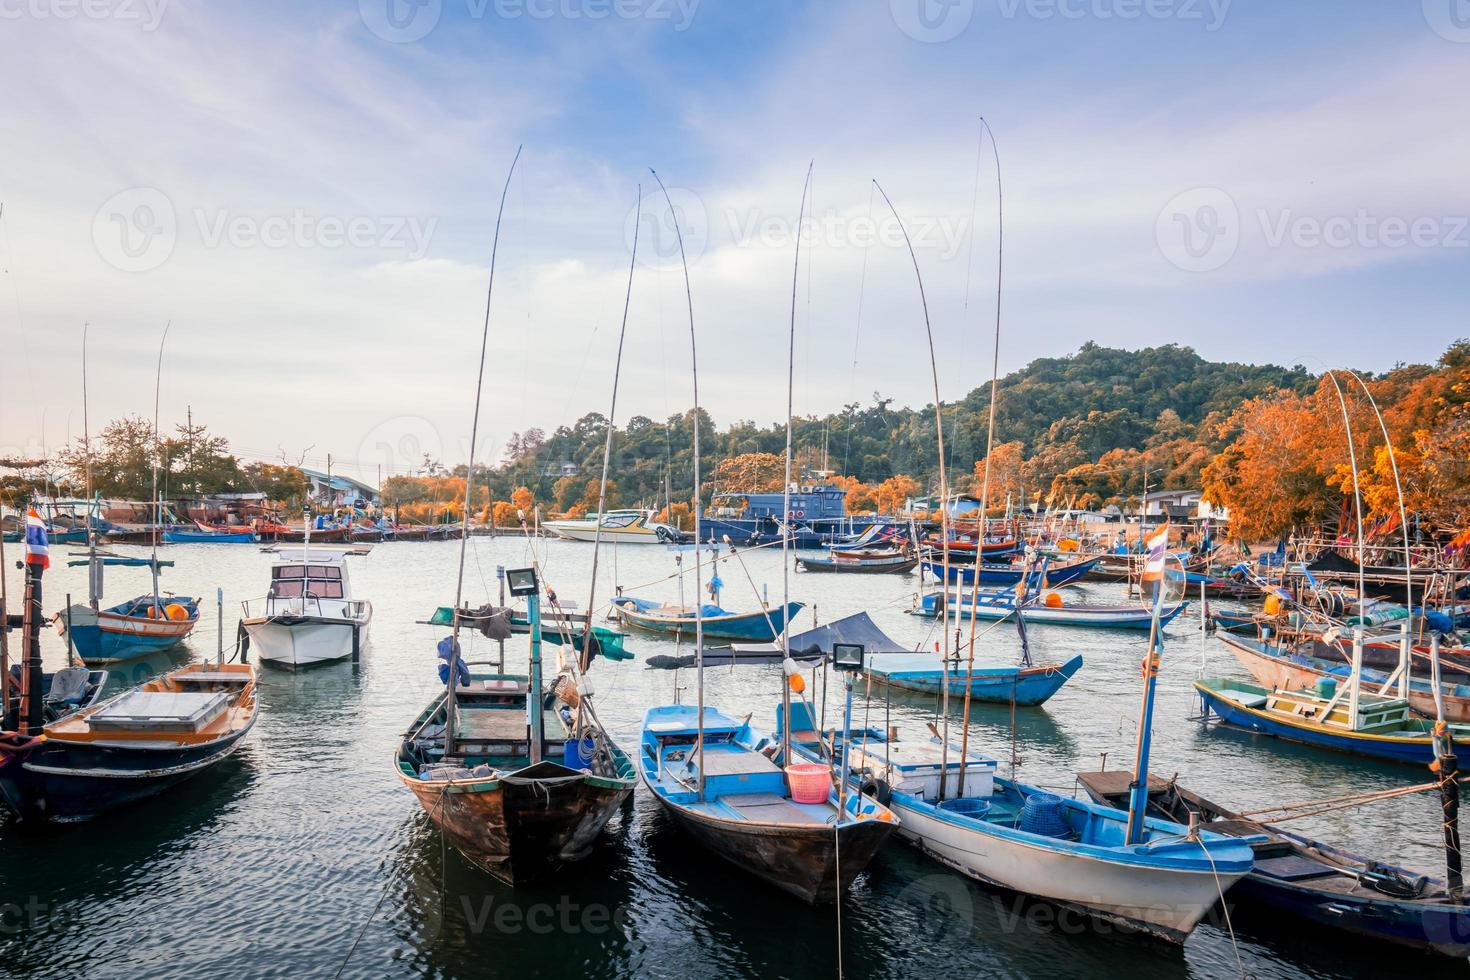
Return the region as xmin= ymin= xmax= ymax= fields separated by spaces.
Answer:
xmin=401 ymin=762 xmax=633 ymax=885
xmin=648 ymin=789 xmax=894 ymax=903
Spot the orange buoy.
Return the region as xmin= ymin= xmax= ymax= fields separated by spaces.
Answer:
xmin=164 ymin=603 xmax=190 ymax=622
xmin=1044 ymin=592 xmax=1064 ymax=608
xmin=144 ymin=605 xmax=159 ymax=619
xmin=1264 ymin=594 xmax=1282 ymax=616
xmin=788 ymin=673 xmax=806 ymax=694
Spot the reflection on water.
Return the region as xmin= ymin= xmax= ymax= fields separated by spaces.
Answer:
xmin=0 ymin=538 xmax=1463 ymax=978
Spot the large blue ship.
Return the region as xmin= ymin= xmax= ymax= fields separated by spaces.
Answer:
xmin=697 ymin=483 xmax=888 ymax=547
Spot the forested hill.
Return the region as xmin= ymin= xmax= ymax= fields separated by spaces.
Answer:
xmin=478 ymin=343 xmax=1316 ymax=510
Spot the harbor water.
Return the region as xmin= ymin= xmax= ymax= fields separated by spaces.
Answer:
xmin=0 ymin=537 xmax=1461 ymax=978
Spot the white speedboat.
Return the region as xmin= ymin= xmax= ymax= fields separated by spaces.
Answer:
xmin=240 ymin=547 xmax=372 ymax=669
xmin=542 ymin=509 xmax=679 ymax=544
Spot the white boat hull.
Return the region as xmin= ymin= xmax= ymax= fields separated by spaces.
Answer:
xmin=242 ymin=616 xmax=368 ymax=669
xmin=890 ymin=794 xmax=1242 ymax=940
xmin=543 ymin=525 xmax=663 ymax=544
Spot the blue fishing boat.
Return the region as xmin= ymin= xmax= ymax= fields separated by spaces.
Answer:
xmin=1211 ymin=608 xmax=1259 ymax=632
xmin=796 ymin=551 xmax=918 ymax=574
xmin=786 ymin=720 xmax=1255 ymax=941
xmin=1195 ymin=677 xmax=1470 ymax=765
xmin=699 ymin=482 xmax=884 ymax=548
xmin=1076 ymin=769 xmax=1470 ymax=957
xmin=637 ymin=703 xmax=896 ymax=903
xmin=56 ymin=555 xmax=200 ymax=663
xmin=914 ymin=590 xmax=1188 ymax=630
xmin=162 ymin=523 xmax=258 ymax=544
xmin=866 ymin=652 xmax=1083 ymax=705
xmin=923 ymin=555 xmax=1099 ymax=587
xmin=610 ymin=596 xmax=803 ymax=642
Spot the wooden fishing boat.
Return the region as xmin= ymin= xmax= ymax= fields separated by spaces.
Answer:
xmin=915 ymin=590 xmax=1188 ymax=630
xmin=610 ymin=596 xmax=803 ymax=642
xmin=55 ymin=555 xmax=199 ymax=663
xmin=1077 ymin=769 xmax=1470 ymax=957
xmin=396 ymin=666 xmax=635 ymax=884
xmin=0 ymin=667 xmax=109 ymax=731
xmin=638 ymin=703 xmax=896 ymax=903
xmin=796 ymin=551 xmax=918 ymax=574
xmin=790 ymin=724 xmax=1255 ymax=941
xmin=1218 ymin=632 xmax=1470 ymax=724
xmin=0 ymin=663 xmax=257 ymax=822
xmin=864 ymin=652 xmax=1083 ymax=706
xmin=276 ymin=525 xmax=351 ymax=543
xmin=923 ymin=555 xmax=1098 ymax=587
xmin=162 ymin=523 xmax=257 ymax=544
xmin=1195 ymin=677 xmax=1470 ymax=765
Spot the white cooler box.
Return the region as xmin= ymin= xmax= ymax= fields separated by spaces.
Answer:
xmin=851 ymin=740 xmax=997 ymax=800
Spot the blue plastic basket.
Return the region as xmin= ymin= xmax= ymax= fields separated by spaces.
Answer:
xmin=937 ymin=797 xmax=991 ymax=818
xmin=1019 ymin=792 xmax=1070 ymax=837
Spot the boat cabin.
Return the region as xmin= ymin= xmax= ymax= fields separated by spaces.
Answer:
xmin=708 ymin=484 xmax=848 ymax=522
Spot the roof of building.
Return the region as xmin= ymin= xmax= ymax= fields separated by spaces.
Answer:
xmin=301 ymin=468 xmax=378 ymax=495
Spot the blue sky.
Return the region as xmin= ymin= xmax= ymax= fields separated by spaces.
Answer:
xmin=1 ymin=0 xmax=1465 ymax=486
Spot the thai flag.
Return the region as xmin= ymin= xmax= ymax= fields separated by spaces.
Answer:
xmin=23 ymin=508 xmax=49 ymax=570
xmin=1140 ymin=521 xmax=1170 ymax=583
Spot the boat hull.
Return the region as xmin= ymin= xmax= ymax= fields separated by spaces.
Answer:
xmin=924 ymin=558 xmax=1099 ymax=587
xmin=888 ymin=792 xmax=1242 ymax=941
xmin=401 ymin=763 xmax=633 ymax=885
xmin=242 ymin=616 xmax=366 ymax=669
xmin=921 ymin=598 xmax=1187 ymax=630
xmin=641 ymin=774 xmax=892 ymax=903
xmin=1195 ymin=684 xmax=1442 ymax=764
xmin=865 ymin=654 xmax=1083 ymax=707
xmin=1221 ymin=634 xmax=1470 ymax=724
xmin=612 ymin=599 xmax=804 ymax=642
xmin=58 ymin=603 xmax=198 ymax=663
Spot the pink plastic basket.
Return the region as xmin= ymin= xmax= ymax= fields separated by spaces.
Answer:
xmin=785 ymin=764 xmax=832 ymax=804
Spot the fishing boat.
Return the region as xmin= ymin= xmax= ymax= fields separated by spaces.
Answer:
xmin=55 ymin=554 xmax=200 ymax=663
xmin=395 ymin=653 xmax=635 ymax=884
xmin=865 ymin=651 xmax=1083 ymax=706
xmin=1195 ymin=676 xmax=1470 ymax=764
xmin=0 ymin=667 xmax=109 ymax=730
xmin=796 ymin=550 xmax=918 ymax=574
xmin=1218 ymin=631 xmax=1470 ymax=724
xmin=914 ymin=589 xmax=1188 ymax=630
xmin=542 ymin=509 xmax=680 ymax=544
xmin=238 ymin=547 xmax=372 ymax=669
xmin=1076 ymin=769 xmax=1470 ymax=956
xmin=162 ymin=523 xmax=258 ymax=544
xmin=637 ymin=703 xmax=896 ymax=902
xmin=922 ymin=555 xmax=1099 ymax=587
xmin=610 ymin=595 xmax=803 ymax=643
xmin=788 ymin=719 xmax=1254 ymax=940
xmin=396 ymin=150 xmax=636 ymax=886
xmin=0 ymin=662 xmax=258 ymax=822
xmin=700 ymin=483 xmax=885 ymax=548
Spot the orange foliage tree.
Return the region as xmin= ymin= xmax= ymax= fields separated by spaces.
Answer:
xmin=872 ymin=475 xmax=920 ymax=516
xmin=711 ymin=453 xmax=786 ymax=492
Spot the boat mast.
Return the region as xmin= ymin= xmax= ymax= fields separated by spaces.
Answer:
xmin=578 ymin=185 xmax=640 ymax=685
xmin=874 ymin=179 xmax=953 ymax=796
xmin=959 ymin=118 xmax=1003 ymax=797
xmin=445 ymin=145 xmax=523 ymax=757
xmin=651 ymin=169 xmax=704 ymax=799
xmin=1125 ymin=540 xmax=1168 ymax=845
xmin=149 ymin=322 xmax=170 ymax=605
xmin=82 ymin=322 xmax=98 ymax=612
xmin=781 ymin=162 xmax=813 ymax=759
xmin=1323 ymin=370 xmax=1369 ymax=722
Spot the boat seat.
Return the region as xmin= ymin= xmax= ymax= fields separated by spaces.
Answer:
xmin=45 ymin=667 xmax=92 ymax=705
xmin=724 ymin=793 xmax=828 ymax=825
xmin=1217 ymin=688 xmax=1268 ymax=709
xmin=696 ymin=748 xmax=781 ymax=777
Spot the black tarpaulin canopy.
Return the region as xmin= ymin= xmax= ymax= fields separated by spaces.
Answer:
xmin=643 ymin=612 xmax=911 ymax=669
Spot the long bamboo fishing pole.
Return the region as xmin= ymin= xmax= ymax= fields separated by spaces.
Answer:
xmin=959 ymin=117 xmax=1003 ymax=796
xmin=650 ymin=168 xmax=705 ymax=799
xmin=575 ymin=184 xmax=641 ymax=733
xmin=445 ymin=144 xmax=522 ymax=757
xmin=149 ymin=322 xmax=171 ymax=606
xmin=873 ymin=178 xmax=954 ymax=797
xmin=781 ymin=161 xmax=813 ymax=763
